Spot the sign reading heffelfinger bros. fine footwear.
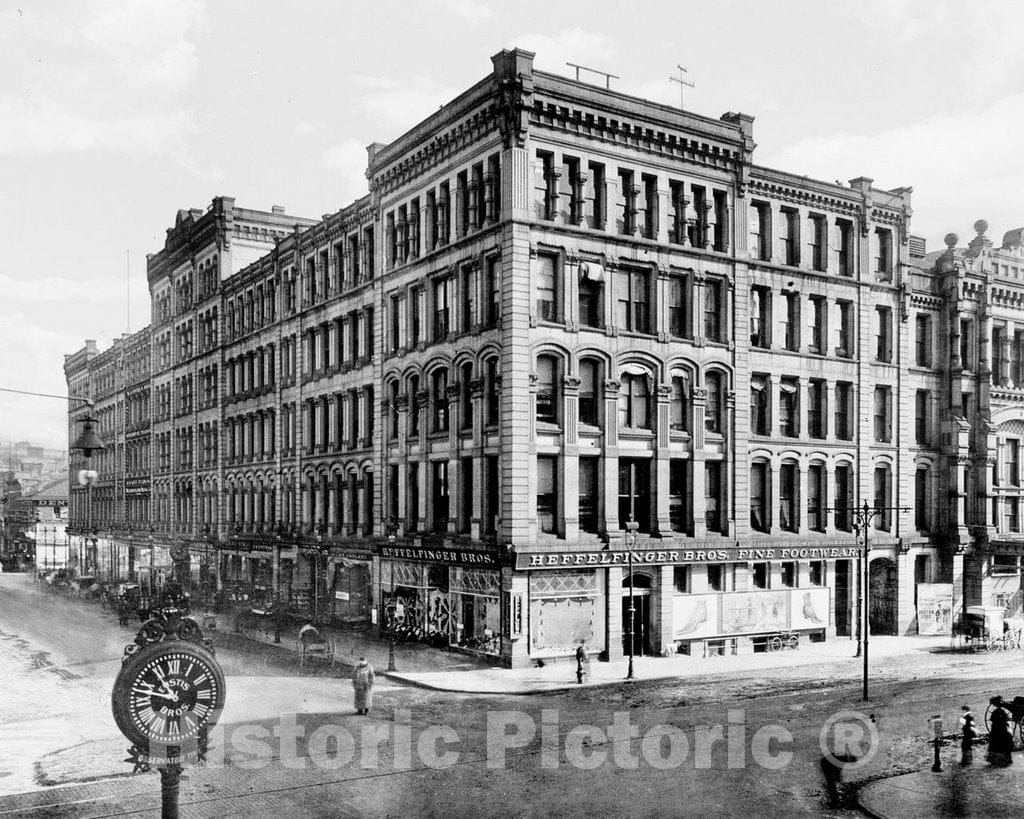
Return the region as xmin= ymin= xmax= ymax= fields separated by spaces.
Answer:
xmin=514 ymin=545 xmax=861 ymax=570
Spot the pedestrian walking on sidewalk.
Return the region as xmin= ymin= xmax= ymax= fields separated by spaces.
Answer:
xmin=987 ymin=696 xmax=1014 ymax=767
xmin=959 ymin=705 xmax=977 ymax=766
xmin=576 ymin=641 xmax=588 ymax=684
xmin=353 ymin=657 xmax=375 ymax=715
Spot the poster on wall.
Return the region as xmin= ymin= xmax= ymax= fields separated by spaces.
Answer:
xmin=721 ymin=592 xmax=789 ymax=634
xmin=673 ymin=594 xmax=719 ymax=639
xmin=917 ymin=583 xmax=954 ymax=635
xmin=790 ymin=587 xmax=829 ymax=630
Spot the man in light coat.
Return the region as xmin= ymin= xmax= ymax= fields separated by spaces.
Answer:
xmin=352 ymin=657 xmax=375 ymax=715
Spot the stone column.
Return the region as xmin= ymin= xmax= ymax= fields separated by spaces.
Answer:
xmin=562 ymin=375 xmax=581 ymax=540
xmin=691 ymin=388 xmax=707 ymax=538
xmin=654 ymin=383 xmax=674 ymax=535
xmin=446 ymin=383 xmax=460 ymax=534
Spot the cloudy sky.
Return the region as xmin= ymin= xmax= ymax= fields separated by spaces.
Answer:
xmin=2 ymin=0 xmax=1023 ymax=449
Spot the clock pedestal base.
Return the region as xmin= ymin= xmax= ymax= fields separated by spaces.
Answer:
xmin=159 ymin=765 xmax=181 ymax=819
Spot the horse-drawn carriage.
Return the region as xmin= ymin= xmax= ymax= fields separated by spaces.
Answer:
xmin=953 ymin=607 xmax=1023 ymax=651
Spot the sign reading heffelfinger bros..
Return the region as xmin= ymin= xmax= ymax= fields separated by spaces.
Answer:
xmin=514 ymin=546 xmax=861 ymax=570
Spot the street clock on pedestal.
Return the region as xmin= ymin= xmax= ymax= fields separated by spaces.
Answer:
xmin=112 ymin=640 xmax=225 ymax=756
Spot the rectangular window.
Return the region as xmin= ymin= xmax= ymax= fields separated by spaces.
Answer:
xmin=808 ymin=295 xmax=826 ymax=354
xmin=411 ymin=286 xmax=424 ymax=346
xmin=752 ymin=562 xmax=768 ymax=589
xmin=705 ymin=462 xmax=722 ymax=533
xmin=708 ymin=564 xmax=724 ymax=592
xmin=835 ymin=382 xmax=853 ymax=440
xmin=579 ymin=264 xmax=604 ymax=329
xmin=431 ymin=461 xmax=449 ymax=534
xmin=617 ymin=267 xmax=650 ymax=334
xmin=586 ymin=161 xmax=606 ymax=230
xmin=618 ymin=168 xmax=637 ymax=235
xmin=688 ymin=185 xmax=708 ymax=248
xmin=784 ymin=292 xmax=800 ymax=351
xmin=781 ymin=562 xmax=796 ymax=588
xmin=669 ymin=276 xmax=688 ymax=338
xmin=837 ymin=300 xmax=853 ymax=357
xmin=915 ymin=468 xmax=929 ymax=531
xmin=674 ymin=566 xmax=690 ymax=593
xmin=579 ymin=360 xmax=599 ymax=427
xmin=713 ymin=190 xmax=728 ymax=252
xmin=579 ymin=457 xmax=600 ymax=534
xmin=407 ymin=464 xmax=420 ymax=532
xmin=434 ymin=276 xmax=452 ymax=340
xmin=915 ymin=390 xmax=930 ymax=445
xmin=779 ymin=377 xmax=799 ymax=437
xmin=1009 ymin=439 xmax=1020 ymax=486
xmin=535 ymin=253 xmax=558 ymax=322
xmin=809 ymin=214 xmax=827 ymax=271
xmin=1009 ymin=498 xmax=1020 ymax=533
xmin=875 ymin=306 xmax=892 ymax=362
xmin=874 ymin=386 xmax=892 ymax=443
xmin=750 ymin=375 xmax=769 ymax=435
xmin=618 ymin=458 xmax=651 ymax=532
xmin=537 ymin=456 xmax=557 ymax=534
xmin=751 ymin=286 xmax=771 ymax=348
xmin=642 ymin=173 xmax=658 ymax=239
xmin=461 ymin=263 xmax=476 ymax=332
xmin=915 ymin=314 xmax=932 ymax=367
xmin=875 ymin=227 xmax=892 ymax=280
xmin=809 ymin=379 xmax=826 ymax=439
xmin=750 ymin=201 xmax=771 ymax=261
xmin=669 ymin=459 xmax=688 ymax=534
xmin=960 ymin=319 xmax=972 ymax=369
xmin=484 ymin=455 xmax=498 ymax=536
xmin=484 ymin=256 xmax=500 ymax=328
xmin=809 ymin=561 xmax=824 ymax=586
xmin=705 ymin=279 xmax=723 ymax=342
xmin=836 ymin=219 xmax=853 ymax=276
xmin=460 ymin=456 xmax=473 ymax=534
xmin=781 ymin=207 xmax=799 ymax=266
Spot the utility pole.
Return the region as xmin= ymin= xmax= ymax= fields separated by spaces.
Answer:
xmin=669 ymin=64 xmax=695 ymax=109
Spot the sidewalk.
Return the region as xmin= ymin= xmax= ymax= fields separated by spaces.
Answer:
xmin=859 ymin=753 xmax=1024 ymax=817
xmin=224 ymin=618 xmax=966 ymax=694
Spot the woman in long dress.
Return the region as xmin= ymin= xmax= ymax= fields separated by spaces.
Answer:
xmin=352 ymin=657 xmax=375 ymax=715
xmin=987 ymin=696 xmax=1014 ymax=767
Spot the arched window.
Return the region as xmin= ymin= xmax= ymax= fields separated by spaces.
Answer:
xmin=485 ymin=357 xmax=499 ymax=425
xmin=407 ymin=374 xmax=420 ymax=436
xmin=579 ymin=358 xmax=602 ymax=427
xmin=618 ymin=369 xmax=650 ymax=429
xmin=705 ymin=371 xmax=723 ymax=433
xmin=670 ymin=371 xmax=691 ymax=431
xmin=387 ymin=380 xmax=400 ymax=439
xmin=431 ymin=367 xmax=448 ymax=432
xmin=536 ymin=355 xmax=559 ymax=424
xmin=460 ymin=361 xmax=474 ymax=429
xmin=750 ymin=459 xmax=770 ymax=533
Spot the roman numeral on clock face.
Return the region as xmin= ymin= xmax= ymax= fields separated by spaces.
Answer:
xmin=167 ymin=659 xmax=181 ymax=676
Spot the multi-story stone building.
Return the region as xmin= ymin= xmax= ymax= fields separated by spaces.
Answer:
xmin=69 ymin=48 xmax=998 ymax=669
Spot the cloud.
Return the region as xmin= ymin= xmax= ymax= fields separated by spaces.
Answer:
xmin=321 ymin=138 xmax=371 ymax=203
xmin=763 ymin=90 xmax=1024 ymax=245
xmin=351 ymin=75 xmax=460 ymax=135
xmin=0 ymin=0 xmax=206 ymax=162
xmin=430 ymin=0 xmax=495 ymax=26
xmin=508 ymin=28 xmax=620 ymax=76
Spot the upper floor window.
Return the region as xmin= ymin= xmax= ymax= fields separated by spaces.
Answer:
xmin=875 ymin=306 xmax=893 ymax=362
xmin=579 ymin=359 xmax=601 ymax=427
xmin=669 ymin=275 xmax=689 ymax=338
xmin=873 ymin=465 xmax=892 ymax=530
xmin=750 ymin=459 xmax=770 ymax=533
xmin=808 ymin=379 xmax=827 ymax=439
xmin=809 ymin=214 xmax=827 ymax=272
xmin=750 ymin=201 xmax=771 ymax=261
xmin=784 ymin=291 xmax=800 ymax=351
xmin=704 ymin=278 xmax=724 ymax=342
xmin=807 ymin=463 xmax=826 ymax=532
xmin=779 ymin=377 xmax=799 ymax=437
xmin=780 ymin=461 xmax=798 ymax=532
xmin=808 ymin=295 xmax=826 ymax=354
xmin=835 ymin=381 xmax=853 ymax=440
xmin=433 ymin=276 xmax=452 ymax=340
xmin=618 ymin=371 xmax=650 ymax=430
xmin=617 ymin=267 xmax=650 ymax=334
xmin=874 ymin=386 xmax=892 ymax=443
xmin=705 ymin=371 xmax=724 ymax=433
xmin=751 ymin=286 xmax=771 ymax=349
xmin=875 ymin=227 xmax=893 ymax=281
xmin=485 ymin=357 xmax=500 ymax=426
xmin=780 ymin=207 xmax=800 ymax=266
xmin=536 ymin=355 xmax=559 ymax=425
xmin=836 ymin=300 xmax=854 ymax=358
xmin=836 ymin=219 xmax=854 ymax=276
xmin=535 ymin=252 xmax=558 ymax=322
xmin=579 ymin=262 xmax=604 ymax=329
xmin=670 ymin=372 xmax=690 ymax=432
xmin=915 ymin=314 xmax=932 ymax=367
xmin=915 ymin=390 xmax=930 ymax=446
xmin=750 ymin=375 xmax=769 ymax=435
xmin=431 ymin=367 xmax=448 ymax=432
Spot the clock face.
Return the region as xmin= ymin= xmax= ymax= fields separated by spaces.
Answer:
xmin=112 ymin=642 xmax=225 ymax=751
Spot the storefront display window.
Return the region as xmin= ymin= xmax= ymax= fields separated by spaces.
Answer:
xmin=528 ymin=570 xmax=605 ymax=657
xmin=451 ymin=567 xmax=501 ymax=655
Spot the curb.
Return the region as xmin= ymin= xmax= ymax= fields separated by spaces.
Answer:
xmin=378 ymin=671 xmax=649 ymax=696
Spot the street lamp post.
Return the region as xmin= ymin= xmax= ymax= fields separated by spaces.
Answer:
xmin=70 ymin=411 xmax=104 ymax=582
xmin=623 ymin=518 xmax=639 ymax=680
xmin=833 ymin=500 xmax=909 ymax=701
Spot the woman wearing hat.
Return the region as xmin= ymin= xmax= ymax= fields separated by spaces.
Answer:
xmin=987 ymin=696 xmax=1014 ymax=767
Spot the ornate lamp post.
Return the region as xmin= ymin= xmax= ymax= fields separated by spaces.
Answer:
xmin=623 ymin=518 xmax=639 ymax=680
xmin=70 ymin=412 xmax=104 ymax=578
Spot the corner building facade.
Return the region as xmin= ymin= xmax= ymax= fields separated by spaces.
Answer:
xmin=68 ymin=49 xmax=938 ymax=668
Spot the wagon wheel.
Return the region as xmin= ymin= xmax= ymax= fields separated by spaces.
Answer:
xmin=985 ymin=702 xmax=996 ymax=732
xmin=1015 ymin=718 xmax=1024 ymax=752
